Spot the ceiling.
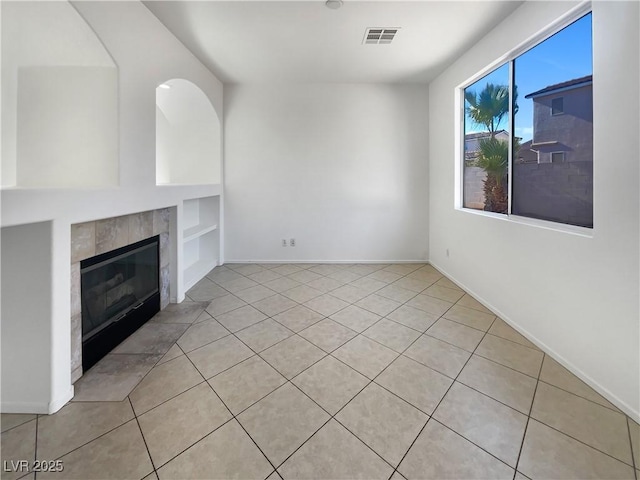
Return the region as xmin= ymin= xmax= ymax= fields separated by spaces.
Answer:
xmin=144 ymin=1 xmax=523 ymax=84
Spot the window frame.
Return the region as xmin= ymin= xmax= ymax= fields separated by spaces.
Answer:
xmin=551 ymin=151 xmax=566 ymax=163
xmin=455 ymin=1 xmax=593 ymax=237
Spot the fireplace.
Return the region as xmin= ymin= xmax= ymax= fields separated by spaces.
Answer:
xmin=80 ymin=235 xmax=160 ymax=371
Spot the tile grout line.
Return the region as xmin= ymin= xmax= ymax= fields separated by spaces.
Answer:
xmin=77 ymin=310 xmax=210 ymax=405
xmin=98 ymin=264 xmax=635 ymax=477
xmin=72 ymin=351 xmax=171 ymax=403
xmin=222 ymin=268 xmax=429 ymax=367
xmin=82 ymin=275 xmax=414 ymax=432
xmin=171 ymin=343 xmax=281 ymax=478
xmin=132 ymin=377 xmax=208 ymax=417
xmin=0 ymin=416 xmax=38 ymax=435
xmin=433 ymin=314 xmax=495 ymax=334
xmin=33 ymin=414 xmax=39 ymax=480
xmin=429 ymin=309 xmax=636 ymax=472
xmin=530 ymin=417 xmax=639 ymax=469
xmin=518 ymin=356 xmax=637 ymax=471
xmin=89 ymin=268 xmax=507 ymax=474
xmin=462 ymin=345 xmax=540 ymax=379
xmin=273 ymin=362 xmax=401 ymax=473
xmin=202 ymin=264 xmax=502 ymax=473
xmin=127 ymin=346 xmax=220 ymax=417
xmin=467 ymin=340 xmax=553 ymax=382
xmin=383 ymin=302 xmax=486 ymax=477
xmin=278 ymin=295 xmax=464 ymax=475
xmin=452 ymin=380 xmax=533 ymax=417
xmin=627 ymin=416 xmax=640 ymax=480
xmin=308 ymin=266 xmax=627 ymax=419
xmin=322 ymin=336 xmax=440 ymax=472
xmin=128 ymin=396 xmax=158 ymax=478
xmin=627 ymin=418 xmax=639 ymax=480
xmin=189 ymin=299 xmax=334 ymax=385
xmin=199 ymin=350 xmax=378 ymax=480
xmin=396 ymin=310 xmax=543 ymax=414
xmin=114 ymin=340 xmax=188 ymax=401
xmin=479 ymin=329 xmax=541 ymax=351
xmin=533 ymin=378 xmax=625 ymax=415
xmin=512 ymin=351 xmax=545 ymax=479
xmin=215 ymin=263 xmax=425 ymax=308
xmin=28 ymin=408 xmax=150 ymax=467
xmin=387 ymin=315 xmax=519 ymax=479
xmin=188 ymin=284 xmax=396 ymax=478
xmin=206 ymin=263 xmax=434 ymax=336
xmin=9 ymin=265 xmax=473 ymax=478
xmin=201 ymin=343 xmax=339 ymax=470
xmin=196 ymin=265 xmax=436 ymax=474
xmin=56 ymin=262 xmax=622 ymax=478
xmin=275 ymin=390 xmax=395 ymax=475
xmin=367 ymin=316 xmax=544 ymax=386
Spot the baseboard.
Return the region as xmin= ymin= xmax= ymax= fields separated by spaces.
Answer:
xmin=172 ymin=293 xmax=186 ymax=304
xmin=1 ymin=400 xmax=50 ymax=414
xmin=428 ymin=259 xmax=640 ymax=424
xmin=223 ymin=259 xmax=429 ymax=265
xmin=1 ymin=386 xmax=73 ymax=414
xmin=48 ymin=386 xmax=74 ymax=414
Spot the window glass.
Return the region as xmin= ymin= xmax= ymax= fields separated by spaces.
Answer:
xmin=512 ymin=13 xmax=593 ymax=227
xmin=463 ymin=63 xmax=510 ymax=213
xmin=461 ymin=12 xmax=593 ymax=228
xmin=551 ymin=97 xmax=564 ymax=115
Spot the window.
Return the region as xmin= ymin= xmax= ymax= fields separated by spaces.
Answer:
xmin=461 ymin=11 xmax=593 ymax=228
xmin=551 ymin=97 xmax=564 ymax=115
xmin=462 ymin=65 xmax=510 ymax=213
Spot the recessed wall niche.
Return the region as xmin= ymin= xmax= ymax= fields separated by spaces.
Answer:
xmin=156 ymin=79 xmax=221 ymax=185
xmin=1 ymin=1 xmax=118 ymax=188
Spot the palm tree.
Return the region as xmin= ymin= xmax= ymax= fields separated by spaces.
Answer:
xmin=465 ymin=83 xmax=518 ymax=213
xmin=477 ymin=137 xmax=508 ymax=213
xmin=464 ymin=84 xmax=509 ymax=138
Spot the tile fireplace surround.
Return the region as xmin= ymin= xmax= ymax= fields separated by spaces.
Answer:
xmin=70 ymin=209 xmax=171 ymax=383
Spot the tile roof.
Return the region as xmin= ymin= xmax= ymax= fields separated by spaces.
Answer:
xmin=524 ymin=75 xmax=592 ymax=99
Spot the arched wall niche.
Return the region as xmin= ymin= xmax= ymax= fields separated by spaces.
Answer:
xmin=1 ymin=1 xmax=118 ymax=188
xmin=155 ymin=79 xmax=221 ymax=185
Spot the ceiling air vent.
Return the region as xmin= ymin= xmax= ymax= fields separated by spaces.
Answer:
xmin=363 ymin=27 xmax=400 ymax=45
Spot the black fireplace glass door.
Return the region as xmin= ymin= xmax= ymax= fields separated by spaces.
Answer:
xmin=81 ymin=239 xmax=159 ymax=341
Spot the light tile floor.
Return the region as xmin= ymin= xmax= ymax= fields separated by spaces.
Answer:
xmin=2 ymin=263 xmax=639 ymax=480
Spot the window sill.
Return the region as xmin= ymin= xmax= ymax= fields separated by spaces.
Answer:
xmin=456 ymin=207 xmax=594 ymax=238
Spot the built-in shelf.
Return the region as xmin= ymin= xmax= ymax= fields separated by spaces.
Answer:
xmin=183 ymin=223 xmax=217 ymax=243
xmin=181 ymin=196 xmax=220 ymax=295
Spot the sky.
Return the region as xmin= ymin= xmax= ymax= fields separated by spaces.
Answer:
xmin=465 ymin=13 xmax=593 ymax=142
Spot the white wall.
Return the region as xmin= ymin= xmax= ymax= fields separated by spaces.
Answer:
xmin=1 ymin=1 xmax=117 ymax=188
xmin=1 ymin=222 xmax=55 ymax=411
xmin=1 ymin=1 xmax=223 ymax=413
xmin=16 ymin=66 xmax=118 ymax=187
xmin=428 ymin=1 xmax=639 ymax=419
xmin=224 ymin=83 xmax=429 ymax=262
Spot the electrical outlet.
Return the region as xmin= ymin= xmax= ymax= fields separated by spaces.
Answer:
xmin=290 ymin=238 xmax=296 ymax=247
xmin=282 ymin=239 xmax=287 ymax=247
